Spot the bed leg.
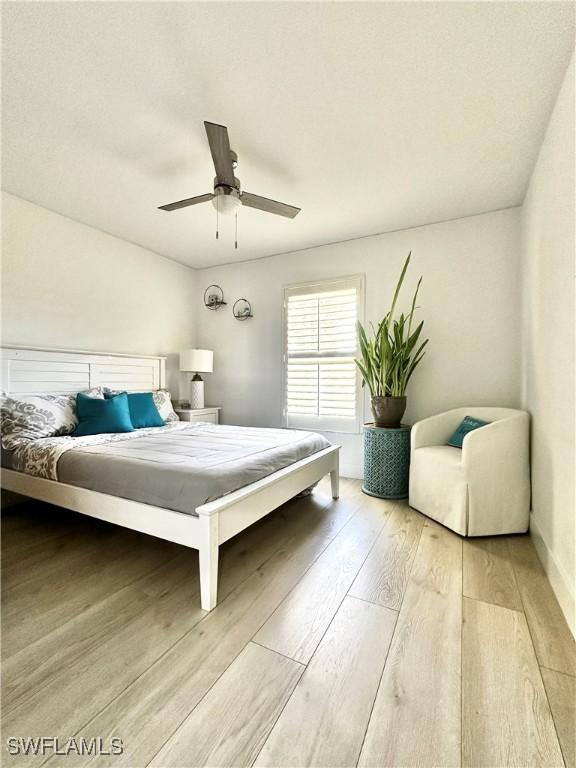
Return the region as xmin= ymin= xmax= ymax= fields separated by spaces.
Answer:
xmin=330 ymin=467 xmax=340 ymax=500
xmin=198 ymin=513 xmax=219 ymax=612
xmin=329 ymin=449 xmax=340 ymax=499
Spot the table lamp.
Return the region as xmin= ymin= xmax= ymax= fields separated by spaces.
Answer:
xmin=179 ymin=349 xmax=214 ymax=409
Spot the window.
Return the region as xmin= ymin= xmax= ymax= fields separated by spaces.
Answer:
xmin=283 ymin=275 xmax=363 ymax=433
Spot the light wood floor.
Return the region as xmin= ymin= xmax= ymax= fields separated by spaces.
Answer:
xmin=2 ymin=478 xmax=575 ymax=768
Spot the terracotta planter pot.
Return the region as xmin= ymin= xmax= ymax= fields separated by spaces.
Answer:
xmin=371 ymin=396 xmax=407 ymax=428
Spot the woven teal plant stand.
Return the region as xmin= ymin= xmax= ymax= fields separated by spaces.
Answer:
xmin=362 ymin=424 xmax=411 ymax=499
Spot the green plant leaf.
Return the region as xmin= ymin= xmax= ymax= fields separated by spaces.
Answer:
xmin=354 ymin=251 xmax=428 ymax=399
xmin=407 ymin=275 xmax=423 ymax=338
xmin=388 ymin=251 xmax=411 ymax=323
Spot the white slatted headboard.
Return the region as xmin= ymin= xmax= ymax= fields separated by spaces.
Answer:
xmin=1 ymin=346 xmax=166 ymax=395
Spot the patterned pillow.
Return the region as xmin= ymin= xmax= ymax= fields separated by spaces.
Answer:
xmin=152 ymin=390 xmax=179 ymax=422
xmin=83 ymin=387 xmax=105 ymax=399
xmin=1 ymin=387 xmax=105 ymax=450
xmin=1 ymin=393 xmax=77 ymax=450
xmin=103 ymin=389 xmax=179 ymax=423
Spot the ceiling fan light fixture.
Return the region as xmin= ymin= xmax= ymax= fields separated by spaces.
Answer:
xmin=212 ymin=188 xmax=241 ymax=216
xmin=158 ymin=122 xmax=301 ymax=221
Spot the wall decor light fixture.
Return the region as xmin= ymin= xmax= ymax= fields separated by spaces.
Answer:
xmin=204 ymin=284 xmax=227 ymax=310
xmin=233 ymin=298 xmax=253 ymax=320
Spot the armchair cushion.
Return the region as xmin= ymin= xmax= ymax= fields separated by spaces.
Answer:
xmin=447 ymin=416 xmax=490 ymax=448
xmin=410 ymin=445 xmax=468 ymax=535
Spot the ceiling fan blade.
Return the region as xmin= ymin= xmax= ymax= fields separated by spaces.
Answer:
xmin=204 ymin=121 xmax=235 ymax=186
xmin=158 ymin=193 xmax=214 ymax=212
xmin=241 ymin=192 xmax=301 ymax=219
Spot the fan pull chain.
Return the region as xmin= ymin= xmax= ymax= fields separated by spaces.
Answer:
xmin=215 ymin=196 xmax=219 ymax=240
xmin=235 ymin=212 xmax=238 ymax=249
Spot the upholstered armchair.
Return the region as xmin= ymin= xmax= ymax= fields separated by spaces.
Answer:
xmin=409 ymin=407 xmax=530 ymax=536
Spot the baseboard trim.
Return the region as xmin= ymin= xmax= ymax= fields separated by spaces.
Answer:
xmin=340 ymin=464 xmax=363 ymax=480
xmin=529 ymin=512 xmax=575 ymax=638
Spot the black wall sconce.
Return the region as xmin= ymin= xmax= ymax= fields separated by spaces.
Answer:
xmin=204 ymin=285 xmax=227 ymax=310
xmin=233 ymin=298 xmax=253 ymax=320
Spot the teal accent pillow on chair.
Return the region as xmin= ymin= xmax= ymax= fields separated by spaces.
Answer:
xmin=447 ymin=416 xmax=490 ymax=448
xmin=74 ymin=392 xmax=134 ymax=436
xmin=104 ymin=391 xmax=165 ymax=429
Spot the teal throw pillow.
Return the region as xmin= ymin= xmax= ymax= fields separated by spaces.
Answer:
xmin=447 ymin=415 xmax=490 ymax=448
xmin=104 ymin=391 xmax=165 ymax=429
xmin=74 ymin=392 xmax=134 ymax=436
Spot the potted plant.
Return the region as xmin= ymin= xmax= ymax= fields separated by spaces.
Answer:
xmin=355 ymin=252 xmax=428 ymax=428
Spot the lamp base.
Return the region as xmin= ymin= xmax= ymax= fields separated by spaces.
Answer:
xmin=190 ymin=378 xmax=205 ymax=409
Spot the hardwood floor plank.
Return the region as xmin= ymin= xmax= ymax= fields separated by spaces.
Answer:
xmin=254 ymin=497 xmax=391 ymax=664
xmin=255 ymin=596 xmax=397 ymax=768
xmin=349 ymin=502 xmax=424 ymax=610
xmin=541 ymin=667 xmax=576 ymax=768
xmin=1 ymin=495 xmax=315 ymax=713
xmin=6 ymin=482 xmax=571 ymax=768
xmin=151 ymin=643 xmax=303 ymax=768
xmin=463 ymin=536 xmax=523 ymax=611
xmin=2 ymin=492 xmax=349 ymax=753
xmin=509 ymin=535 xmax=576 ymax=676
xmin=1 ymin=527 xmax=183 ymax=658
xmin=2 ymin=551 xmax=202 ymax=713
xmin=462 ymin=597 xmax=563 ymax=767
xmin=254 ymin=494 xmax=389 ymax=664
xmin=358 ymin=523 xmax=462 ymax=768
xmin=1 ymin=518 xmax=156 ymax=589
xmin=0 ymin=513 xmax=171 ymax=592
xmin=1 ymin=557 xmax=207 ymax=768
xmin=37 ymin=491 xmax=361 ymax=768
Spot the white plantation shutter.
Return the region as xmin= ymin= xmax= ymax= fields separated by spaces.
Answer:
xmin=284 ymin=276 xmax=363 ymax=433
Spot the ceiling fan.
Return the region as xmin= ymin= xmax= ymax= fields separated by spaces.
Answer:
xmin=158 ymin=121 xmax=301 ymax=220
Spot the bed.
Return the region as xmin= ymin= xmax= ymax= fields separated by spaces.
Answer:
xmin=0 ymin=346 xmax=339 ymax=611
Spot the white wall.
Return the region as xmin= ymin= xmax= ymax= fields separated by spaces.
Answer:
xmin=194 ymin=208 xmax=522 ymax=477
xmin=1 ymin=193 xmax=196 ymax=395
xmin=520 ymin=53 xmax=575 ymax=634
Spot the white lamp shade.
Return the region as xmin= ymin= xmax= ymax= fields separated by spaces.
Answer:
xmin=180 ymin=349 xmax=213 ymax=373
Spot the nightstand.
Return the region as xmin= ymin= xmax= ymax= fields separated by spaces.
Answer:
xmin=176 ymin=407 xmax=221 ymax=424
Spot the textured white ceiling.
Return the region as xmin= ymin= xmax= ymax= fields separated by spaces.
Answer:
xmin=2 ymin=2 xmax=574 ymax=268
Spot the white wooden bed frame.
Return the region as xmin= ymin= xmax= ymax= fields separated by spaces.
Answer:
xmin=0 ymin=346 xmax=339 ymax=611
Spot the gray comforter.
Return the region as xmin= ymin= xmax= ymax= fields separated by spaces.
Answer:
xmin=56 ymin=423 xmax=330 ymax=515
